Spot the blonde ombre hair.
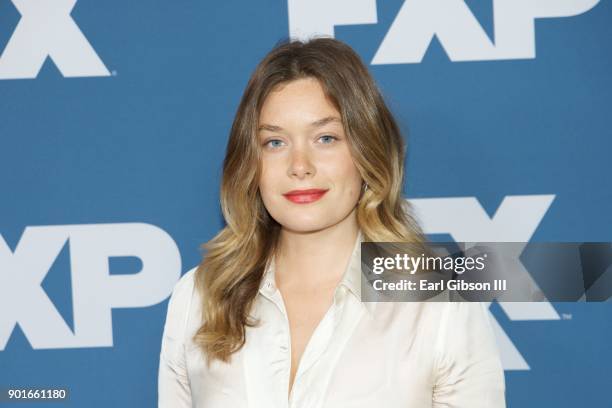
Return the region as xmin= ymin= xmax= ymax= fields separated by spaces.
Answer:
xmin=193 ymin=37 xmax=426 ymax=364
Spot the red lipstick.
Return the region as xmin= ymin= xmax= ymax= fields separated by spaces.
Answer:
xmin=282 ymin=189 xmax=328 ymax=204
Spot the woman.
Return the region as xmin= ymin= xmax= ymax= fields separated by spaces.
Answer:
xmin=158 ymin=37 xmax=506 ymax=407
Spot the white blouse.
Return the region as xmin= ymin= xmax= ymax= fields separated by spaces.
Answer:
xmin=158 ymin=232 xmax=506 ymax=407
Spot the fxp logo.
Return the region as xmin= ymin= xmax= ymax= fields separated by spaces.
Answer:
xmin=0 ymin=223 xmax=180 ymax=349
xmin=288 ymin=0 xmax=601 ymax=64
xmin=0 ymin=0 xmax=109 ymax=80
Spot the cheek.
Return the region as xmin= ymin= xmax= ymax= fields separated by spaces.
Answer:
xmin=258 ymin=159 xmax=285 ymax=206
xmin=258 ymin=159 xmax=275 ymax=191
xmin=346 ymin=171 xmax=362 ymax=199
xmin=329 ymin=156 xmax=362 ymax=195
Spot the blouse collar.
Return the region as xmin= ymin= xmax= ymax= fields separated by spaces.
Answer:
xmin=258 ymin=230 xmax=375 ymax=315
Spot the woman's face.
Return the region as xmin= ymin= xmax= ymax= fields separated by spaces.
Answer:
xmin=257 ymin=77 xmax=362 ymax=233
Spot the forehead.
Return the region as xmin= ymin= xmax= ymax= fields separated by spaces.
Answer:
xmin=259 ymin=77 xmax=340 ymax=124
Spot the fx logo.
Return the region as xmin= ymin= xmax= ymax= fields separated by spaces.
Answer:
xmin=0 ymin=223 xmax=181 ymax=349
xmin=408 ymin=194 xmax=558 ymax=370
xmin=288 ymin=0 xmax=600 ymax=63
xmin=0 ymin=0 xmax=110 ymax=80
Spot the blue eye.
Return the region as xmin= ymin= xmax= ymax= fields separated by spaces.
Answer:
xmin=264 ymin=139 xmax=284 ymax=148
xmin=319 ymin=135 xmax=338 ymax=144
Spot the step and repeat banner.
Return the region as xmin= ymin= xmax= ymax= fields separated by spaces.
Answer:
xmin=1 ymin=0 xmax=610 ymax=406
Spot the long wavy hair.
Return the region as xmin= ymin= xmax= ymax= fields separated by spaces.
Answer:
xmin=193 ymin=37 xmax=427 ymax=365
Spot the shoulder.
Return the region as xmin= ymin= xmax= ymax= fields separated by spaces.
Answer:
xmin=162 ymin=266 xmax=200 ymax=342
xmin=436 ymin=302 xmax=492 ymax=337
xmin=173 ymin=266 xmax=198 ymax=298
xmin=434 ymin=302 xmax=500 ymax=362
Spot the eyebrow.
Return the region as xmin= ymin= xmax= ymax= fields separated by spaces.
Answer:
xmin=258 ymin=116 xmax=341 ymax=132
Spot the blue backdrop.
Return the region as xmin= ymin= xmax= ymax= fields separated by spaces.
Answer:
xmin=1 ymin=0 xmax=610 ymax=406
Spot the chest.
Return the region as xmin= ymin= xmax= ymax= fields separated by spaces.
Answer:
xmin=283 ymin=288 xmax=333 ymax=341
xmin=186 ymin=301 xmax=438 ymax=408
xmin=280 ymin=286 xmax=336 ymax=390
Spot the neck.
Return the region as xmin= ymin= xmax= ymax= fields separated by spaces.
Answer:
xmin=274 ymin=209 xmax=360 ymax=288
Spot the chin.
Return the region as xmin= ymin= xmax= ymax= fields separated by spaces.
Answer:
xmin=276 ymin=215 xmax=332 ymax=233
xmin=267 ymin=202 xmax=354 ymax=232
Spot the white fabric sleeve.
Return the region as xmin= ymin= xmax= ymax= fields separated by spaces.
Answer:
xmin=158 ymin=271 xmax=196 ymax=408
xmin=432 ymin=302 xmax=506 ymax=407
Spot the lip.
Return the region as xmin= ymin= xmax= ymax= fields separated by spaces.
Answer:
xmin=282 ymin=189 xmax=328 ymax=204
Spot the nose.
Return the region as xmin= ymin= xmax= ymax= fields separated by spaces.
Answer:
xmin=287 ymin=146 xmax=315 ymax=179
